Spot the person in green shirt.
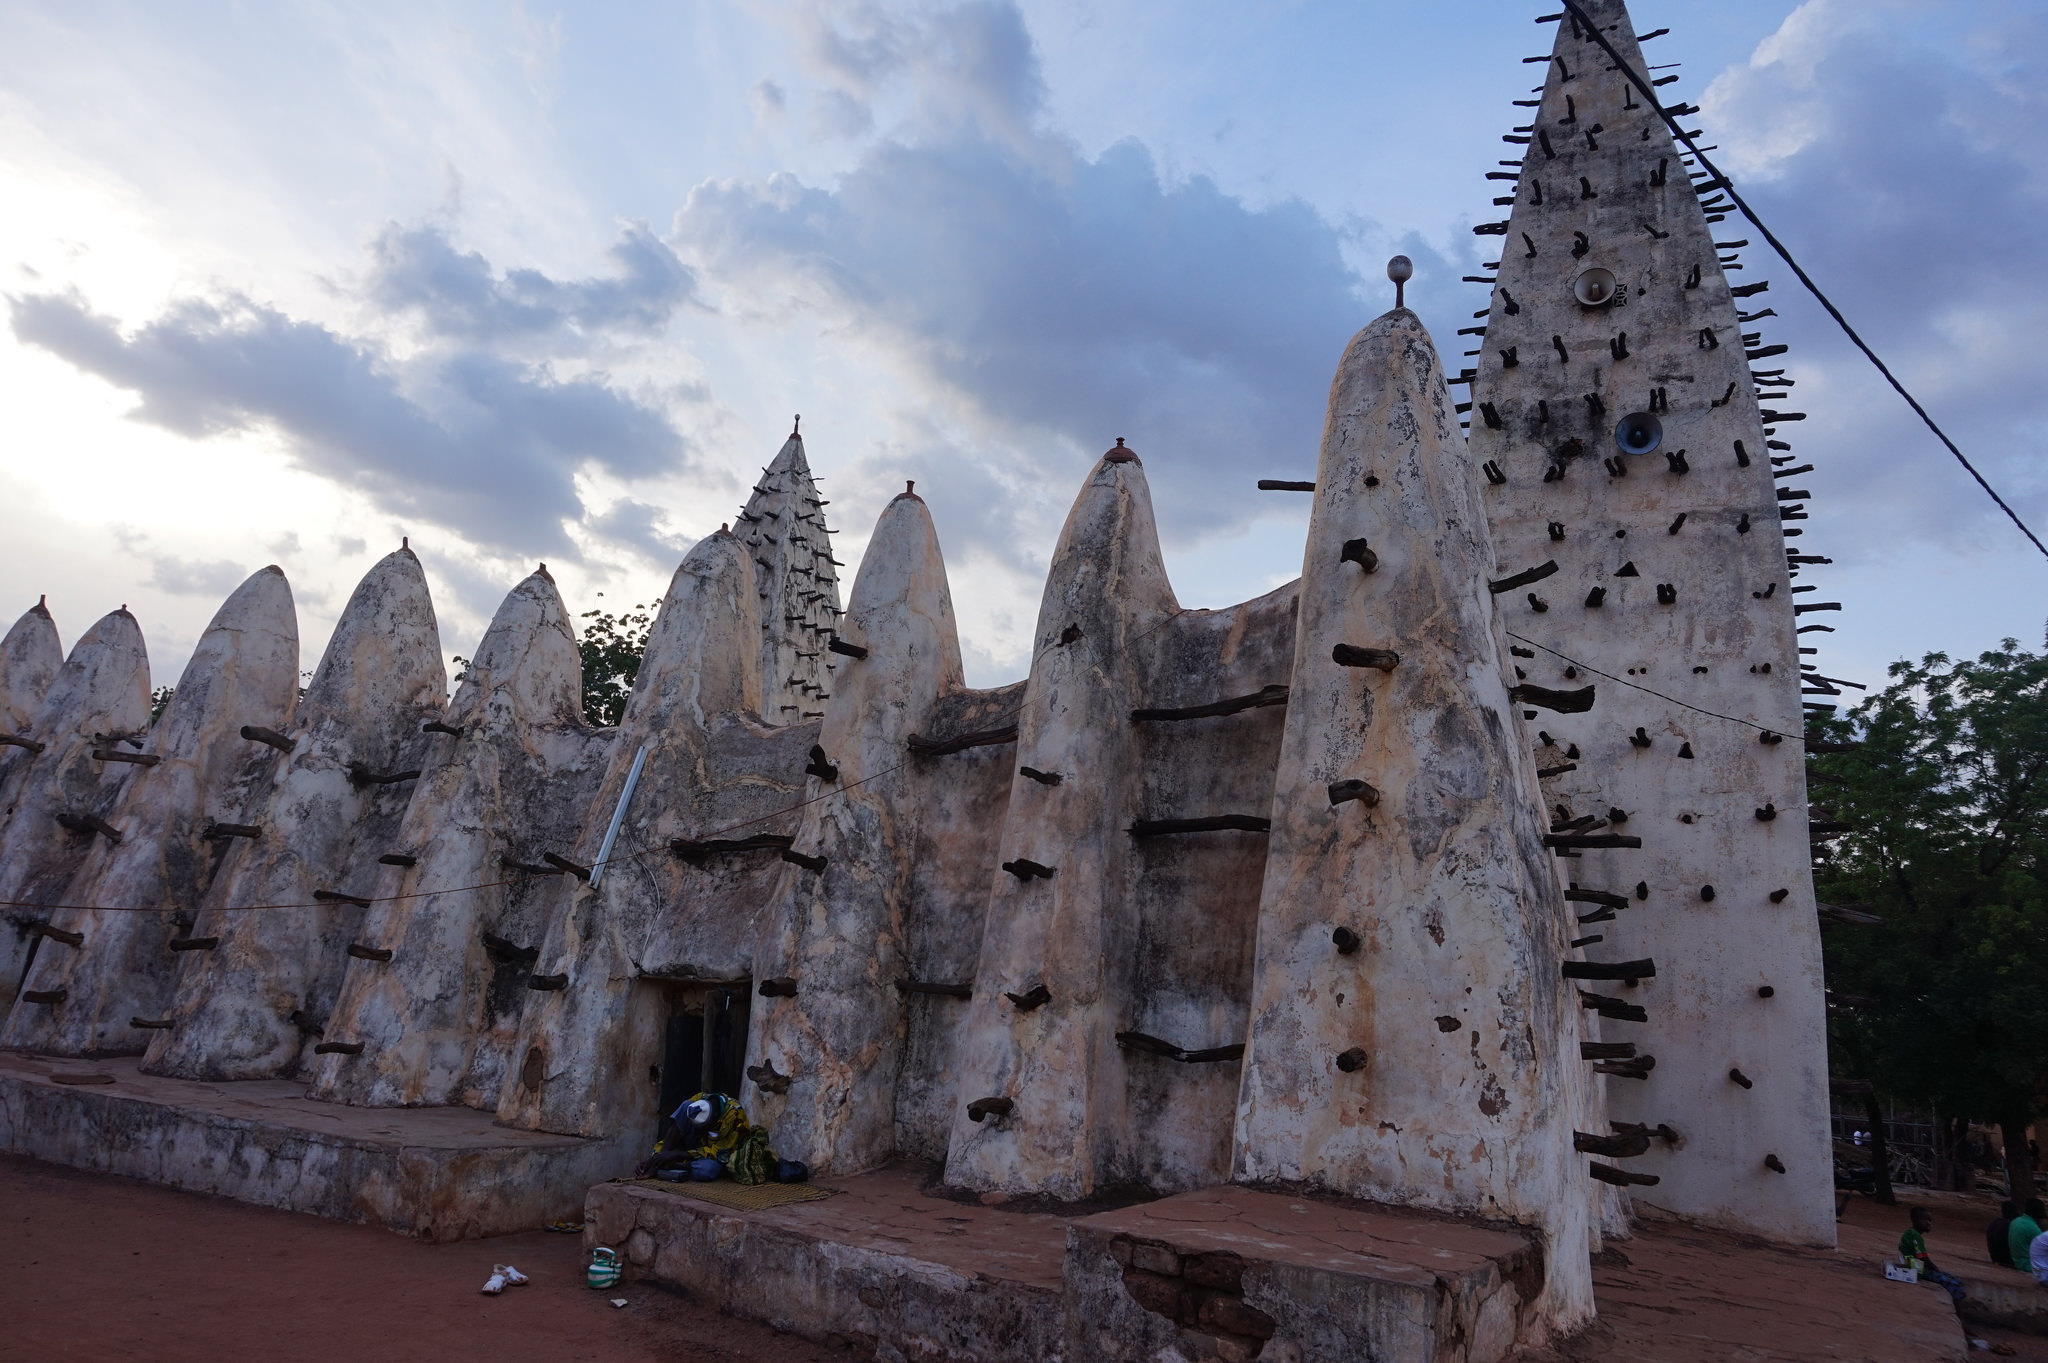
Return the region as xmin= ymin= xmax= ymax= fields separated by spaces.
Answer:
xmin=1901 ymin=1207 xmax=1966 ymax=1304
xmin=2009 ymin=1198 xmax=2045 ymax=1275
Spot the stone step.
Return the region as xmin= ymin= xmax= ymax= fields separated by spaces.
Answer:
xmin=586 ymin=1166 xmax=1067 ymax=1363
xmin=0 ymin=1050 xmax=627 ymax=1241
xmin=1067 ymin=1186 xmax=1539 ymax=1363
xmin=586 ymin=1168 xmax=1540 ymax=1363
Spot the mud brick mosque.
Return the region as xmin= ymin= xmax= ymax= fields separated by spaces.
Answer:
xmin=0 ymin=3 xmax=1847 ymax=1357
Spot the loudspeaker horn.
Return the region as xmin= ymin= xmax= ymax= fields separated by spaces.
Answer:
xmin=1573 ymin=266 xmax=1618 ymax=307
xmin=1614 ymin=411 xmax=1663 ymax=456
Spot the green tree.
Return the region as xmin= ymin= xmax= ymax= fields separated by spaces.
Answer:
xmin=1816 ymin=640 xmax=2048 ymax=1200
xmin=578 ymin=598 xmax=654 ymax=728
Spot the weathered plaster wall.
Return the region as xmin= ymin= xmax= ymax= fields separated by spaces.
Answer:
xmin=0 ymin=598 xmax=63 ymax=770
xmin=940 ymin=449 xmax=1181 ymax=1200
xmin=494 ymin=529 xmax=806 ymax=1141
xmin=307 ymin=568 xmax=613 ymax=1108
xmin=144 ymin=547 xmax=445 ymax=1081
xmin=1230 ymin=309 xmax=1594 ymax=1331
xmin=746 ymin=487 xmax=971 ymax=1175
xmin=934 ymin=448 xmax=1295 ymax=1199
xmin=889 ymin=680 xmax=1022 ymax=1162
xmin=1466 ymin=0 xmax=1834 ymax=1245
xmin=0 ymin=608 xmax=151 ymax=1014
xmin=1102 ymin=585 xmax=1296 ymax=1191
xmin=4 ymin=566 xmax=300 ymax=1057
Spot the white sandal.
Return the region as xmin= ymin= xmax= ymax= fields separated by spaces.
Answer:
xmin=481 ymin=1266 xmax=509 ymax=1295
xmin=501 ymin=1264 xmax=530 ymax=1286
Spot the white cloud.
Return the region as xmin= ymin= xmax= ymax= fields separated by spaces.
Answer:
xmin=5 ymin=0 xmax=2048 ymax=697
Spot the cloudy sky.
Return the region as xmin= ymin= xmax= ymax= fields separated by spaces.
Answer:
xmin=3 ymin=0 xmax=2044 ymax=697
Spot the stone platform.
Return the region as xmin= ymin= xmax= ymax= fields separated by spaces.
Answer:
xmin=590 ymin=1168 xmax=1970 ymax=1363
xmin=0 ymin=1049 xmax=631 ymax=1241
xmin=585 ymin=1166 xmax=1544 ymax=1363
xmin=1950 ymin=1256 xmax=2048 ymax=1335
xmin=587 ymin=1165 xmax=1069 ymax=1362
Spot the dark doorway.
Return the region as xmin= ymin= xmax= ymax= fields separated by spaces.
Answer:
xmin=655 ymin=1011 xmax=704 ymax=1137
xmin=705 ymin=987 xmax=749 ymax=1098
xmin=651 ymin=984 xmax=752 ymax=1145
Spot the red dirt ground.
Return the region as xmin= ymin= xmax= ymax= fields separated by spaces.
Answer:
xmin=0 ymin=1153 xmax=848 ymax=1362
xmin=6 ymin=1149 xmax=2028 ymax=1362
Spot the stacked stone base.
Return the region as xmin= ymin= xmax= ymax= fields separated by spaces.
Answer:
xmin=585 ymin=1169 xmax=1541 ymax=1363
xmin=0 ymin=1049 xmax=629 ymax=1241
xmin=1066 ymin=1187 xmax=1543 ymax=1363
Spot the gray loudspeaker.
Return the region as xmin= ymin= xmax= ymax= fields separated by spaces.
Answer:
xmin=1614 ymin=412 xmax=1663 ymax=456
xmin=1573 ymin=266 xmax=1618 ymax=307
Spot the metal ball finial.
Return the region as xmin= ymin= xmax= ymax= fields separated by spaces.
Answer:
xmin=1387 ymin=255 xmax=1414 ymax=309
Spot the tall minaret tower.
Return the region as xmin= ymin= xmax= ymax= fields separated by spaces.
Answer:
xmin=733 ymin=422 xmax=842 ymax=724
xmin=1466 ymin=1 xmax=1835 ymax=1245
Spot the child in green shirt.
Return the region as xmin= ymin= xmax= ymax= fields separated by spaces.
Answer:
xmin=1901 ymin=1207 xmax=1965 ymax=1304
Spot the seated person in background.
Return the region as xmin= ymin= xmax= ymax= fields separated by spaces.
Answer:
xmin=1989 ymin=1200 xmax=2019 ymax=1268
xmin=639 ymin=1092 xmax=750 ymax=1180
xmin=2033 ymin=1226 xmax=2048 ymax=1285
xmin=2010 ymin=1198 xmax=2045 ymax=1274
xmin=1901 ymin=1207 xmax=1966 ymax=1304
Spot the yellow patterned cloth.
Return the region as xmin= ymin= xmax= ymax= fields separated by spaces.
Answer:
xmin=652 ymin=1092 xmax=750 ymax=1163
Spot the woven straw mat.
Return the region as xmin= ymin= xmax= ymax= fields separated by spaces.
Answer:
xmin=626 ymin=1177 xmax=838 ymax=1212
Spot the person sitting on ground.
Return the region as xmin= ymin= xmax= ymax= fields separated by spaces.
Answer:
xmin=2032 ymin=1224 xmax=2048 ymax=1286
xmin=2009 ymin=1198 xmax=2045 ymax=1274
xmin=1989 ymin=1199 xmax=2019 ymax=1268
xmin=1901 ymin=1207 xmax=1967 ymax=1304
xmin=638 ymin=1092 xmax=750 ymax=1181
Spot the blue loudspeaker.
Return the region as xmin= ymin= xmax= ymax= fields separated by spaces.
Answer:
xmin=1614 ymin=412 xmax=1663 ymax=456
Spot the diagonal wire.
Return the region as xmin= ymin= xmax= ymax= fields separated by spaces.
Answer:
xmin=1552 ymin=0 xmax=2048 ymax=561
xmin=0 ymin=756 xmax=913 ymax=917
xmin=1507 ymin=630 xmax=1809 ymax=742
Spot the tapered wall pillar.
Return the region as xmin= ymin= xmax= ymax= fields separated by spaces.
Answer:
xmin=4 ymin=567 xmax=299 ymax=1055
xmin=309 ymin=568 xmax=611 ymax=1108
xmin=145 ymin=547 xmax=444 ymax=1081
xmin=1232 ymin=310 xmax=1594 ymax=1330
xmin=746 ymin=486 xmax=965 ymax=1174
xmin=0 ymin=607 xmax=151 ymax=1014
xmin=0 ymin=597 xmax=63 ymax=801
xmin=495 ymin=530 xmax=767 ymax=1140
xmin=942 ymin=444 xmax=1181 ymax=1199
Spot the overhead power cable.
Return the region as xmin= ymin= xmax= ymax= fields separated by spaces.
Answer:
xmin=1554 ymin=0 xmax=2048 ymax=562
xmin=1507 ymin=631 xmax=1807 ymax=741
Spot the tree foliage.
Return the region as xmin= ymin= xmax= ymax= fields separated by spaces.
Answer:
xmin=1816 ymin=640 xmax=2048 ymax=1180
xmin=578 ymin=599 xmax=654 ymax=728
